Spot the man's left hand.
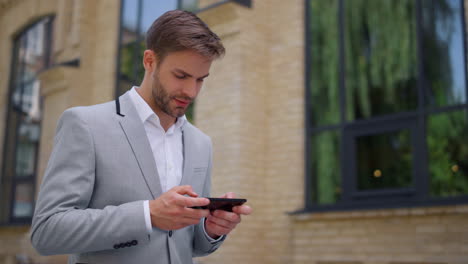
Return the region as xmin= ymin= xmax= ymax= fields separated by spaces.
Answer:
xmin=204 ymin=192 xmax=252 ymax=239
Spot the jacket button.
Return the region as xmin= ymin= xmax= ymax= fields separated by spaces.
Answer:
xmin=169 ymin=230 xmax=173 ymax=237
xmin=113 ymin=244 xmax=120 ymax=249
xmin=131 ymin=240 xmax=138 ymax=246
xmin=125 ymin=242 xmax=132 ymax=247
xmin=119 ymin=243 xmax=125 ymax=248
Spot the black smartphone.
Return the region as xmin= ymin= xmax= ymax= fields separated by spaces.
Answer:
xmin=191 ymin=198 xmax=247 ymax=212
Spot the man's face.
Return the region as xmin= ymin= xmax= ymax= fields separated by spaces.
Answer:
xmin=150 ymin=50 xmax=212 ymax=119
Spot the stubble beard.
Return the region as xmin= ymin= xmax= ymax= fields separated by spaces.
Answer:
xmin=151 ymin=73 xmax=189 ymax=118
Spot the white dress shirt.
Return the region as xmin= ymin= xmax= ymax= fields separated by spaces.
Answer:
xmin=128 ymin=87 xmax=218 ymax=241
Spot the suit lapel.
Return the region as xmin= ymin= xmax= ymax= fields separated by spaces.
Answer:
xmin=116 ymin=92 xmax=162 ymax=199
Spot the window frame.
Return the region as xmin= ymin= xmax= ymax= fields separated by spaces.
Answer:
xmin=1 ymin=16 xmax=54 ymax=225
xmin=304 ymin=0 xmax=468 ymax=212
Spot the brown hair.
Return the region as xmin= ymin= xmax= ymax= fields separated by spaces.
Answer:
xmin=146 ymin=10 xmax=225 ymax=64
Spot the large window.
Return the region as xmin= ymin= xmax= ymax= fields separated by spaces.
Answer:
xmin=1 ymin=16 xmax=54 ymax=224
xmin=116 ymin=0 xmax=198 ymax=120
xmin=306 ymin=0 xmax=468 ymax=210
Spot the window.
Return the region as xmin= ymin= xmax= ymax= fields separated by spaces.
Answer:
xmin=305 ymin=0 xmax=468 ymax=210
xmin=116 ymin=0 xmax=198 ymax=121
xmin=1 ymin=16 xmax=54 ymax=224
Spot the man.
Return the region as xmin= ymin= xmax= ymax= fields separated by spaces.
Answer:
xmin=31 ymin=10 xmax=252 ymax=264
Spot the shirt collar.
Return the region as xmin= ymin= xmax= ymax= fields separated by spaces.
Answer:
xmin=129 ymin=86 xmax=187 ymax=130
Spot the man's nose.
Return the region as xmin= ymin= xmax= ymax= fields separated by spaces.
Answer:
xmin=182 ymin=81 xmax=199 ymax=98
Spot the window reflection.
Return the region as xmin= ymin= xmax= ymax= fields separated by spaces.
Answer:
xmin=141 ymin=0 xmax=177 ymax=34
xmin=428 ymin=110 xmax=468 ymax=197
xmin=121 ymin=0 xmax=139 ymax=39
xmin=13 ymin=183 xmax=34 ymax=218
xmin=311 ymin=131 xmax=341 ymax=204
xmin=345 ymin=0 xmax=418 ymax=121
xmin=15 ymin=121 xmax=41 ymax=178
xmin=308 ymin=0 xmax=340 ymax=126
xmin=421 ymin=0 xmax=467 ymax=107
xmin=356 ymin=129 xmax=413 ymax=191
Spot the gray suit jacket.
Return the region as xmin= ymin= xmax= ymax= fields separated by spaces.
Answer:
xmin=31 ymin=91 xmax=223 ymax=264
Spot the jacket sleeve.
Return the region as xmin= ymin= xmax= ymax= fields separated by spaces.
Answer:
xmin=30 ymin=108 xmax=149 ymax=256
xmin=192 ymin=138 xmax=225 ymax=257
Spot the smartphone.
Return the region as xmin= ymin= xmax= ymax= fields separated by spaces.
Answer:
xmin=191 ymin=198 xmax=247 ymax=212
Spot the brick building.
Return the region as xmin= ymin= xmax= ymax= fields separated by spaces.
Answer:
xmin=0 ymin=0 xmax=467 ymax=264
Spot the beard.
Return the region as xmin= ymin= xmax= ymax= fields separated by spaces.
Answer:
xmin=151 ymin=71 xmax=192 ymax=118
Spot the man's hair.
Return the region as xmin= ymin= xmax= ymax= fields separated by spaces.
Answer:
xmin=146 ymin=10 xmax=225 ymax=63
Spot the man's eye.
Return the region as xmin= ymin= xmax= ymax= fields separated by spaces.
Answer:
xmin=175 ymin=74 xmax=186 ymax=79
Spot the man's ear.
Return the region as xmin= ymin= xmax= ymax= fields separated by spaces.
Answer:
xmin=143 ymin=49 xmax=158 ymax=72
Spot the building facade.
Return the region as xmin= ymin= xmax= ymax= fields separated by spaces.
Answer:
xmin=0 ymin=0 xmax=467 ymax=263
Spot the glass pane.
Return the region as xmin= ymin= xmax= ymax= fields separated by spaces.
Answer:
xmin=22 ymin=20 xmax=48 ymax=81
xmin=421 ymin=0 xmax=467 ymax=107
xmin=12 ymin=80 xmax=42 ymax=117
xmin=13 ymin=183 xmax=34 ymax=218
xmin=427 ymin=110 xmax=468 ymax=197
xmin=345 ymin=0 xmax=418 ymax=121
xmin=311 ymin=130 xmax=341 ymax=204
xmin=15 ymin=121 xmax=40 ymax=178
xmin=140 ymin=0 xmax=177 ymax=34
xmin=186 ymin=100 xmax=194 ymax=123
xmin=356 ymin=129 xmax=413 ymax=190
xmin=180 ymin=0 xmax=198 ymax=11
xmin=13 ymin=37 xmax=28 ymax=84
xmin=116 ymin=77 xmax=134 ymax=97
xmin=119 ymin=40 xmax=145 ymax=88
xmin=308 ymin=0 xmax=341 ymax=126
xmin=121 ymin=0 xmax=139 ymax=44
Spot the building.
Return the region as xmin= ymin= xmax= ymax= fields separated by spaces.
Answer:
xmin=0 ymin=0 xmax=467 ymax=263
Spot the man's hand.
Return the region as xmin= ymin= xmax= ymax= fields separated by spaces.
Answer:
xmin=149 ymin=185 xmax=210 ymax=230
xmin=205 ymin=192 xmax=252 ymax=239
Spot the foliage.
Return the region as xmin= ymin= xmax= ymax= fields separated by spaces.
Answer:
xmin=308 ymin=0 xmax=468 ymax=204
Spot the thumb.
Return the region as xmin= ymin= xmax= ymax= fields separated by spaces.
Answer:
xmin=221 ymin=192 xmax=236 ymax=199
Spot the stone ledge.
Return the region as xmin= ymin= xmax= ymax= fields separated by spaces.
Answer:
xmin=0 ymin=225 xmax=29 ymax=235
xmin=291 ymin=204 xmax=468 ymax=221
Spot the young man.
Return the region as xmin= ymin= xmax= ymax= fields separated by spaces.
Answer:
xmin=31 ymin=10 xmax=252 ymax=264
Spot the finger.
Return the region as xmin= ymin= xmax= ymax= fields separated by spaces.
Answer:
xmin=212 ymin=210 xmax=241 ymax=224
xmin=205 ymin=219 xmax=228 ymax=236
xmin=177 ymin=196 xmax=210 ymax=208
xmin=180 ymin=216 xmax=204 ymax=226
xmin=233 ymin=205 xmax=252 ymax=215
xmin=184 ymin=207 xmax=210 ymax=219
xmin=174 ymin=185 xmax=198 ymax=197
xmin=206 ymin=214 xmax=234 ymax=230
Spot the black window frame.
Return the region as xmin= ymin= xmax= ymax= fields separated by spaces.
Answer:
xmin=1 ymin=15 xmax=54 ymax=225
xmin=304 ymin=0 xmax=468 ymax=212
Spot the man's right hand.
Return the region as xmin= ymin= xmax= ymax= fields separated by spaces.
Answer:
xmin=149 ymin=185 xmax=210 ymax=230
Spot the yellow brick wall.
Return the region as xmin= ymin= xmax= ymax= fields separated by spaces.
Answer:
xmin=292 ymin=206 xmax=468 ymax=264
